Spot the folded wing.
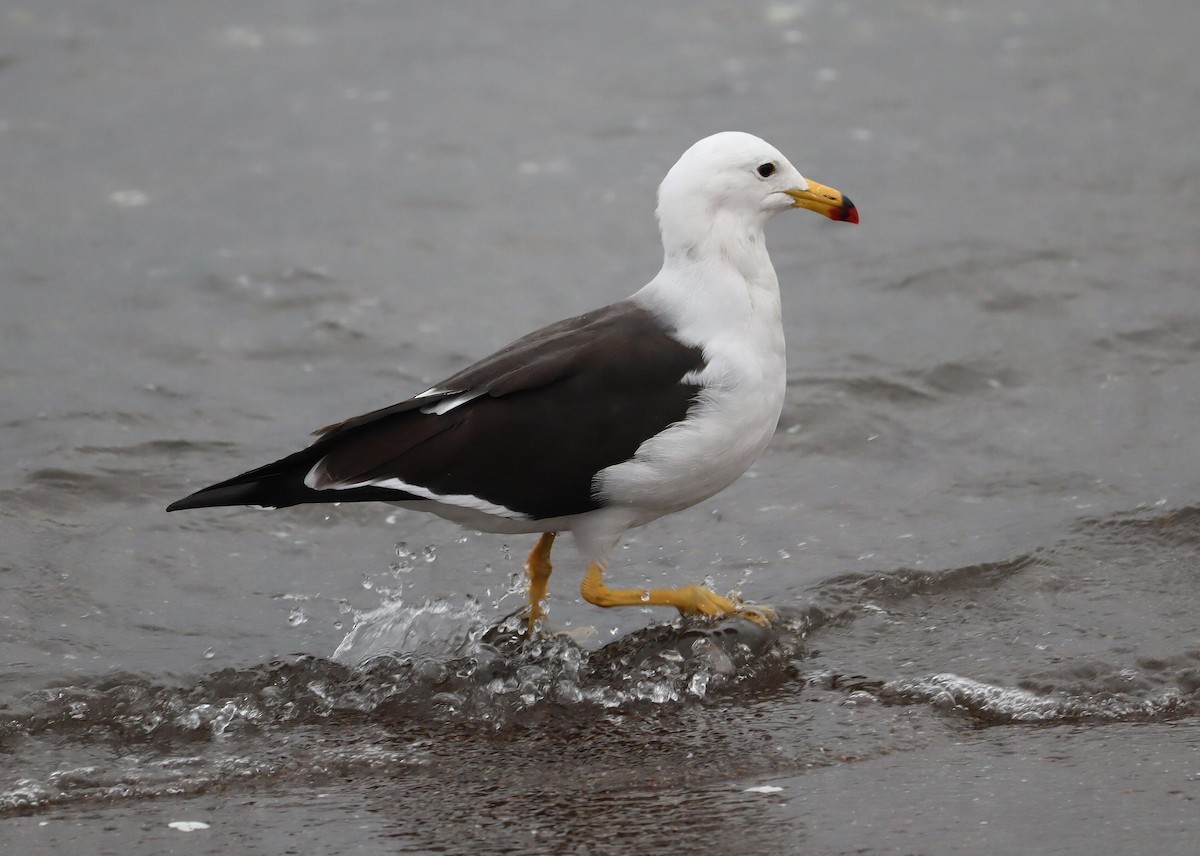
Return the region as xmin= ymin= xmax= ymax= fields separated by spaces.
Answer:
xmin=166 ymin=301 xmax=707 ymax=520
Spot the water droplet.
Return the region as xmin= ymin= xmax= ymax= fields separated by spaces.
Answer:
xmin=336 ymin=598 xmax=352 ymax=615
xmin=390 ymin=542 xmax=415 ymax=575
xmin=203 ymin=647 xmax=216 ymax=660
xmin=288 ymin=607 xmax=307 ymax=626
xmin=640 ymin=590 xmax=651 ymax=603
xmin=211 ymin=701 xmax=239 ymax=734
xmin=421 ymin=545 xmax=437 ymax=563
xmin=361 ymin=573 xmax=374 ymax=590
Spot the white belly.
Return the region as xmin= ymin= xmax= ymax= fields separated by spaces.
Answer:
xmin=596 ymin=343 xmax=786 ymax=523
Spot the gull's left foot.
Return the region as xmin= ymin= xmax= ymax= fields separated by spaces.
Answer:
xmin=581 ymin=562 xmax=778 ymax=627
xmin=670 ymin=586 xmax=778 ymax=629
xmin=671 ymin=584 xmax=738 ymax=616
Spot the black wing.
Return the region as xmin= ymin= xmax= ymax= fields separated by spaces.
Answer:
xmin=166 ymin=300 xmax=705 ymax=519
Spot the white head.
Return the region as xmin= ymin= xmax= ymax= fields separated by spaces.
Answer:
xmin=655 ymin=131 xmax=857 ymax=252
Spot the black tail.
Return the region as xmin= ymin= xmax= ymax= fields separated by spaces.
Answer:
xmin=166 ymin=478 xmax=309 ymax=511
xmin=166 ymin=444 xmax=415 ymax=512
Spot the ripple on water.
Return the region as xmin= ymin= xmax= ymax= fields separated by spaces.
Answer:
xmin=798 ymin=507 xmax=1200 ymax=727
xmin=880 ymin=673 xmax=1197 ymax=725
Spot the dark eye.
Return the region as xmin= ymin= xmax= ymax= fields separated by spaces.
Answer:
xmin=757 ymin=162 xmax=776 ymax=178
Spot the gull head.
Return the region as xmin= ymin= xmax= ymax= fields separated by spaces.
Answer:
xmin=656 ymin=132 xmax=858 ymax=238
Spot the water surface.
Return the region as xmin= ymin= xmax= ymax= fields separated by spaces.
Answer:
xmin=2 ymin=2 xmax=1198 ymax=853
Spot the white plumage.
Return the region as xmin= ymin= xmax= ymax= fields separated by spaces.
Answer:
xmin=585 ymin=133 xmax=809 ymax=559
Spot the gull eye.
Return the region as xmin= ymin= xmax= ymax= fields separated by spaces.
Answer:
xmin=757 ymin=162 xmax=776 ymax=178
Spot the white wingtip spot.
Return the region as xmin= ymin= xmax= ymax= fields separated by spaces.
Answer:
xmin=419 ymin=390 xmax=484 ymax=416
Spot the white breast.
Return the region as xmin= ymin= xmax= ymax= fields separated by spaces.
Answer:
xmin=596 ymin=254 xmax=787 ymax=523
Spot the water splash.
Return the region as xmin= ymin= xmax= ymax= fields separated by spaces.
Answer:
xmin=3 ymin=584 xmax=1195 ymax=817
xmin=392 ymin=541 xmax=415 ymax=572
xmin=0 ymin=602 xmax=811 ymax=814
xmin=331 ymin=597 xmax=486 ymax=667
xmin=1 ymin=605 xmax=798 ymax=748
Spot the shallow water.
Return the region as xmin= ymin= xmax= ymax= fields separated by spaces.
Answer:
xmin=2 ymin=1 xmax=1198 ymax=853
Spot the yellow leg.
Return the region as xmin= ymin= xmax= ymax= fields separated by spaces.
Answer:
xmin=524 ymin=532 xmax=557 ymax=632
xmin=580 ymin=562 xmax=737 ymax=616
